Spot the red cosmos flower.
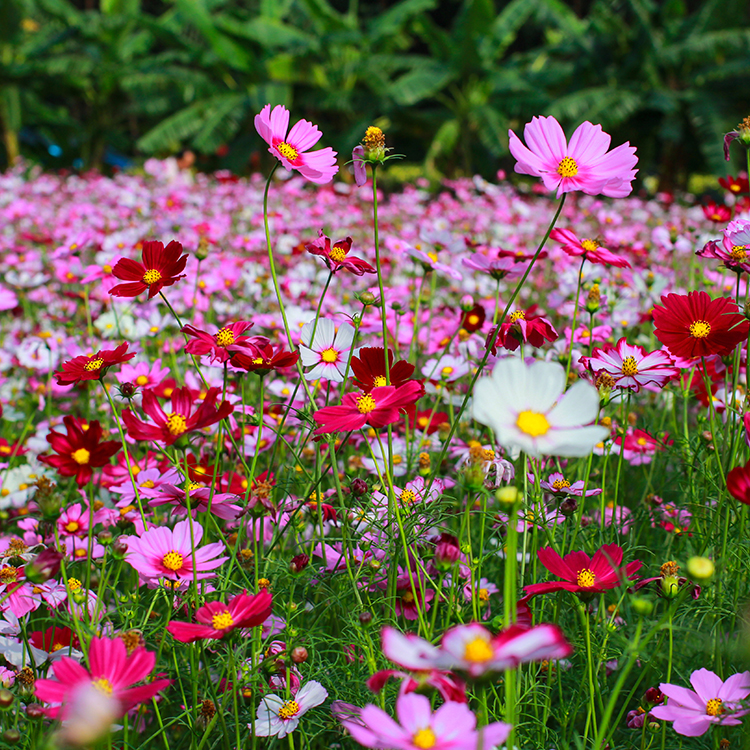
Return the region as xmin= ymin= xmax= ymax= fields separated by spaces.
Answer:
xmin=167 ymin=589 xmax=272 ymax=643
xmin=313 ymin=381 xmax=424 ymax=435
xmin=718 ymin=175 xmax=749 ymax=194
xmin=486 ymin=310 xmax=557 ymax=354
xmin=55 ymin=343 xmax=135 ymax=385
xmin=305 ymin=232 xmax=376 ymax=276
xmin=34 ymin=636 xmax=170 ymax=719
xmin=727 ymin=459 xmax=750 ymax=504
xmin=461 ymin=304 xmax=486 ymax=333
xmin=409 ymin=409 xmax=450 ymax=435
xmin=181 ymin=321 xmax=269 ymax=364
xmin=549 ymin=228 xmax=631 ymax=268
xmin=231 ymin=342 xmax=300 ymax=375
xmin=28 ymin=625 xmax=79 ymax=654
xmin=521 ymin=544 xmax=642 ymax=602
xmin=0 ymin=438 xmax=26 ymax=458
xmin=350 ymin=347 xmax=415 ymax=391
xmin=702 ymin=201 xmax=732 ymax=223
xmin=122 ymin=386 xmax=233 ymax=446
xmin=39 ymin=416 xmax=121 ymax=487
xmin=652 ymin=291 xmax=750 ymax=359
xmin=109 ymin=240 xmax=188 ymax=299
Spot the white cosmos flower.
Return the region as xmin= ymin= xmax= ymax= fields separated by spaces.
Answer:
xmin=298 ymin=318 xmax=354 ymax=382
xmin=252 ymin=679 xmax=328 ymax=739
xmin=472 ymin=357 xmax=608 ymax=458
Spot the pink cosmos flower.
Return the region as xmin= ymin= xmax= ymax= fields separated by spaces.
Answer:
xmin=34 ymin=635 xmax=170 ymax=719
xmin=699 ymin=218 xmax=750 ymax=273
xmin=461 ymin=253 xmax=525 ymax=281
xmin=650 ymin=668 xmax=750 ymax=736
xmin=124 ymin=519 xmax=228 ymax=585
xmin=252 ymin=679 xmax=328 ymax=738
xmin=149 ymin=483 xmax=242 ymax=520
xmin=181 ymin=321 xmax=268 ymax=364
xmin=299 ymin=319 xmax=355 ymax=383
xmin=255 ymin=104 xmax=338 ymax=184
xmin=549 ymin=228 xmax=631 ymax=267
xmin=305 ymin=231 xmax=376 ymax=276
xmin=539 ymin=472 xmax=602 ymax=498
xmin=508 ymin=115 xmax=638 ymax=198
xmin=583 ymin=338 xmax=678 ymax=392
xmin=340 ymin=692 xmax=511 ymax=750
xmin=167 ymin=589 xmax=272 ymax=642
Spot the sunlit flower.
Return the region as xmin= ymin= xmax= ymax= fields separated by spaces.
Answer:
xmin=181 ymin=321 xmax=268 ymax=364
xmin=584 ymin=338 xmax=678 ymax=392
xmin=55 ymin=343 xmax=135 ymax=386
xmin=305 ymin=232 xmax=375 ymax=276
xmin=109 ymin=240 xmax=188 ymax=299
xmin=508 ymin=116 xmax=638 ymax=198
xmin=255 ymin=104 xmax=338 ymax=184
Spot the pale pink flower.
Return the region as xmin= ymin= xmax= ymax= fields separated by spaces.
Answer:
xmin=252 ymin=679 xmax=328 ymax=738
xmin=508 ymin=115 xmax=638 ymax=198
xmin=254 ymin=104 xmax=338 ymax=184
xmin=299 ymin=318 xmax=354 ymax=382
xmin=584 ymin=338 xmax=678 ymax=392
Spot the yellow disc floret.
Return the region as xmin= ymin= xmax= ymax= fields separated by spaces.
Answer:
xmin=71 ymin=448 xmax=90 ymax=465
xmin=557 ymin=156 xmax=578 ymax=178
xmin=278 ymin=700 xmax=300 ymax=719
xmin=412 ymin=728 xmax=437 ymax=749
xmin=142 ymin=269 xmax=162 ymax=285
xmin=706 ymin=698 xmax=724 ymax=716
xmin=689 ymin=320 xmax=711 ymax=339
xmin=215 ymin=328 xmax=236 ymax=347
xmin=166 ymin=412 xmax=187 ymax=436
xmin=212 ymin=611 xmax=235 ymax=630
xmin=84 ymin=358 xmax=104 ymax=372
xmin=576 ymin=569 xmax=596 ymax=588
xmin=463 ymin=636 xmax=494 ymax=663
xmin=621 ymin=356 xmax=639 ymax=377
xmin=276 ymin=142 xmax=298 ymax=162
xmin=320 ymin=348 xmax=339 ymax=363
xmin=162 ymin=551 xmax=184 ymax=571
xmin=357 ymin=394 xmax=377 ymax=414
xmin=516 ymin=410 xmax=551 ymax=437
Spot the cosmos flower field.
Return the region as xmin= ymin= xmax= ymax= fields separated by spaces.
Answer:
xmin=1 ymin=108 xmax=750 ymax=749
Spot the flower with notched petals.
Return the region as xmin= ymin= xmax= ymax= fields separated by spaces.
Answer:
xmin=55 ymin=343 xmax=135 ymax=386
xmin=109 ymin=240 xmax=188 ymax=299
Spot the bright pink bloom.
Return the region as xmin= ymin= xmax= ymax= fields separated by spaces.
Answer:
xmin=367 ymin=668 xmax=466 ymax=704
xmin=122 ymin=386 xmax=233 ymax=446
xmin=584 ymin=338 xmax=678 ymax=392
xmin=255 ymin=104 xmax=338 ymax=184
xmin=167 ymin=589 xmax=272 ymax=642
xmin=313 ymin=381 xmax=424 ymax=435
xmin=727 ymin=459 xmax=750 ymax=504
xmin=305 ymin=231 xmax=375 ymax=276
xmin=340 ymin=693 xmax=511 ymax=750
xmin=34 ymin=635 xmax=170 ymax=719
xmin=508 ymin=116 xmax=638 ymax=198
xmin=181 ymin=321 xmax=268 ymax=364
xmin=124 ymin=519 xmax=228 ymax=585
xmin=650 ymin=668 xmax=750 ymax=736
xmin=549 ymin=228 xmax=631 ymax=267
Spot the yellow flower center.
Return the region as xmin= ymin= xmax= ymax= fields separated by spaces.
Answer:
xmin=581 ymin=239 xmax=600 ymax=253
xmin=577 ymin=568 xmax=596 ymax=588
xmin=441 ymin=366 xmax=454 ymax=377
xmin=482 ymin=448 xmax=495 ymax=461
xmin=516 ymin=410 xmax=551 ymax=437
xmin=140 ymin=479 xmax=155 ymax=489
xmin=463 ymin=636 xmax=494 ymax=663
xmin=509 ymin=310 xmax=525 ymax=322
xmin=320 ymin=348 xmax=339 ymax=363
xmin=215 ymin=328 xmax=235 ymax=347
xmin=84 ymin=358 xmax=104 ymax=372
xmin=135 ymin=375 xmax=149 ymax=386
xmin=621 ymin=356 xmax=639 ymax=377
xmin=68 ymin=577 xmax=82 ymax=591
xmin=142 ymin=269 xmax=162 ymax=285
xmin=166 ymin=412 xmax=187 ymax=436
xmin=731 ymin=245 xmax=747 ymax=261
xmin=0 ymin=566 xmax=17 ymax=584
xmin=357 ymin=394 xmax=377 ymax=414
xmin=363 ymin=126 xmax=385 ymax=149
xmin=69 ymin=447 xmax=91 ymax=465
xmin=413 ymin=728 xmax=437 ymax=749
xmin=557 ymin=156 xmax=579 ymax=178
xmin=552 ymin=478 xmax=571 ymax=490
xmin=400 ymin=489 xmax=417 ymax=505
xmin=478 ymin=587 xmax=489 ymax=602
xmin=92 ymin=678 xmax=113 ymax=695
xmin=162 ymin=551 xmax=184 ymax=571
xmin=372 ymin=375 xmax=387 ymax=387
xmin=120 ymin=505 xmax=135 ymax=516
xmin=278 ymin=700 xmax=300 ymax=719
xmin=276 ymin=142 xmax=298 ymax=161
xmin=64 ymin=521 xmax=80 ymax=533
xmin=329 ymin=245 xmax=348 ymax=262
xmin=212 ymin=611 xmax=235 ymax=630
xmin=689 ymin=320 xmax=711 ymax=339
xmin=706 ymin=698 xmax=724 ymax=716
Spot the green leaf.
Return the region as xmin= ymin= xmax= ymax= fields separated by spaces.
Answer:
xmin=368 ymin=0 xmax=438 ymax=41
xmin=216 ymin=15 xmax=316 ymax=50
xmin=480 ymin=0 xmax=536 ymax=61
xmin=388 ymin=60 xmax=456 ymax=105
xmin=100 ymin=0 xmax=141 ymax=16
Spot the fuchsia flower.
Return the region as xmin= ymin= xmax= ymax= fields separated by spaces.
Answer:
xmin=650 ymin=668 xmax=750 ymax=736
xmin=549 ymin=228 xmax=631 ymax=268
xmin=700 ymin=218 xmax=750 ymax=273
xmin=167 ymin=589 xmax=272 ymax=642
xmin=255 ymin=104 xmax=338 ymax=184
xmin=339 ymin=692 xmax=511 ymax=750
xmin=508 ymin=116 xmax=638 ymax=198
xmin=34 ymin=635 xmax=170 ymax=719
xmin=181 ymin=321 xmax=268 ymax=364
xmin=305 ymin=232 xmax=375 ymax=276
xmin=109 ymin=240 xmax=188 ymax=299
xmin=539 ymin=472 xmax=602 ymax=498
xmin=124 ymin=519 xmax=228 ymax=585
xmin=55 ymin=343 xmax=136 ymax=386
xmin=584 ymin=338 xmax=678 ymax=392
xmin=726 ymin=459 xmax=750 ymax=504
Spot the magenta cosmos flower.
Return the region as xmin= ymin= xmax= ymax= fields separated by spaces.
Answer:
xmin=124 ymin=519 xmax=228 ymax=585
xmin=509 ymin=116 xmax=638 ymax=198
xmin=650 ymin=668 xmax=750 ymax=736
xmin=34 ymin=635 xmax=170 ymax=719
xmin=181 ymin=321 xmax=268 ymax=364
xmin=340 ymin=693 xmax=511 ymax=750
xmin=549 ymin=228 xmax=631 ymax=268
xmin=584 ymin=337 xmax=678 ymax=392
xmin=167 ymin=589 xmax=272 ymax=642
xmin=255 ymin=104 xmax=338 ymax=184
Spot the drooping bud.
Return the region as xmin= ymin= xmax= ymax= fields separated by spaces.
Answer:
xmin=290 ymin=554 xmax=309 ymax=574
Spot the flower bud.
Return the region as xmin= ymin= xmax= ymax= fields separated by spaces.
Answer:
xmin=585 ymin=283 xmax=601 ymax=313
xmin=290 ymin=554 xmax=309 ymax=574
xmin=362 ymin=126 xmax=386 ymax=163
xmin=661 ymin=575 xmax=680 ymax=599
xmin=349 ymin=478 xmax=368 ymax=497
xmin=495 ymin=486 xmax=520 ymax=506
xmin=291 ymin=647 xmax=308 ymax=664
xmin=3 ymin=729 xmax=20 ymax=744
xmin=0 ymin=689 xmax=13 ymax=708
xmin=631 ymin=597 xmax=654 ymax=615
xmin=359 ymin=611 xmax=373 ymax=626
xmin=687 ymin=556 xmax=714 ymax=580
xmin=460 ymin=294 xmax=474 ymax=312
xmin=26 ymin=703 xmax=45 ymax=719
xmin=118 ymin=382 xmax=137 ymax=399
xmin=196 ymin=236 xmax=210 ymax=261
xmin=645 ymin=687 xmax=665 ymax=704
xmin=112 ymin=535 xmax=129 ymax=558
xmin=33 ymin=476 xmax=61 ymax=518
xmin=357 ymin=291 xmax=377 ymax=306
xmin=25 ymin=548 xmax=64 ymax=584
xmin=559 ymin=497 xmax=578 ymax=516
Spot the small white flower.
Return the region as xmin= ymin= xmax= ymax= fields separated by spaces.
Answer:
xmin=252 ymin=680 xmax=328 ymax=739
xmin=472 ymin=358 xmax=608 ymax=458
xmin=298 ymin=318 xmax=354 ymax=383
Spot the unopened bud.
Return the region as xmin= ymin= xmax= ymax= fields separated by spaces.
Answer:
xmin=349 ymin=478 xmax=368 ymax=497
xmin=0 ymin=689 xmax=13 ymax=708
xmin=358 ymin=291 xmax=376 ymax=306
xmin=25 ymin=703 xmax=44 ymax=719
xmin=645 ymin=687 xmax=664 ymax=704
xmin=495 ymin=486 xmax=520 ymax=506
xmin=647 ymin=721 xmax=661 ymax=734
xmin=687 ymin=556 xmax=714 ymax=580
xmin=359 ymin=611 xmax=373 ymax=626
xmin=290 ymin=554 xmax=309 ymax=574
xmin=631 ymin=597 xmax=654 ymax=616
xmin=585 ymin=283 xmax=601 ymax=313
xmin=118 ymin=382 xmax=137 ymax=399
xmin=559 ymin=497 xmax=578 ymax=516
xmin=3 ymin=729 xmax=20 ymax=744
xmin=112 ymin=535 xmax=129 ymax=557
xmin=291 ymin=647 xmax=308 ymax=664
xmin=196 ymin=236 xmax=210 ymax=261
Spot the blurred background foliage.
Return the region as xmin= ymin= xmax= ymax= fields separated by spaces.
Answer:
xmin=1 ymin=0 xmax=750 ymax=188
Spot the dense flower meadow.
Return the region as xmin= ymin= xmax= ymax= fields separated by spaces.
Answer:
xmin=1 ymin=107 xmax=750 ymax=749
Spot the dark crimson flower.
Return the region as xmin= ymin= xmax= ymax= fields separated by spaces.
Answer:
xmin=55 ymin=343 xmax=135 ymax=385
xmin=181 ymin=321 xmax=268 ymax=364
xmin=167 ymin=589 xmax=272 ymax=643
xmin=350 ymin=347 xmax=415 ymax=391
xmin=718 ymin=175 xmax=749 ymax=194
xmin=109 ymin=240 xmax=188 ymax=299
xmin=230 ymin=342 xmax=300 ymax=375
xmin=122 ymin=386 xmax=233 ymax=446
xmin=0 ymin=438 xmax=27 ymax=458
xmin=305 ymin=232 xmax=375 ymax=276
xmin=702 ymin=202 xmax=732 ymax=223
xmin=521 ymin=544 xmax=642 ymax=602
xmin=24 ymin=548 xmax=64 ymax=583
xmin=727 ymin=459 xmax=750 ymax=504
xmin=410 ymin=409 xmax=449 ymax=435
xmin=313 ymin=381 xmax=424 ymax=435
xmin=652 ymin=291 xmax=750 ymax=359
xmin=28 ymin=626 xmax=79 ymax=654
xmin=486 ymin=310 xmax=558 ymax=354
xmin=39 ymin=416 xmax=121 ymax=487
xmin=461 ymin=304 xmax=486 ymax=333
